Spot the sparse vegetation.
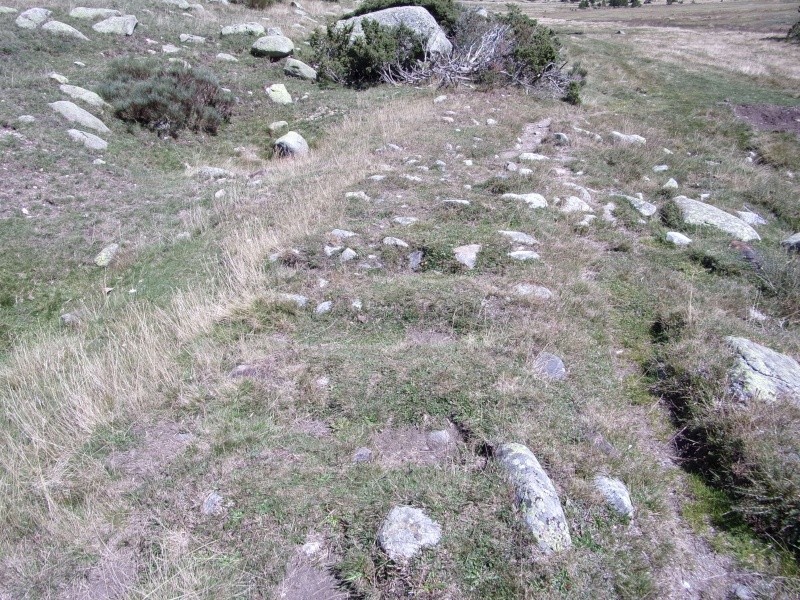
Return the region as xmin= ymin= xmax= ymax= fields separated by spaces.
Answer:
xmin=98 ymin=59 xmax=234 ymax=137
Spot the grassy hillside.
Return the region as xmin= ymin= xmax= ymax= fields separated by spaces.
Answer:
xmin=1 ymin=0 xmax=799 ymax=597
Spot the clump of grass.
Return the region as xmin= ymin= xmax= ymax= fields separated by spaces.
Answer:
xmin=753 ymin=248 xmax=800 ymax=323
xmin=98 ymin=59 xmax=233 ymax=137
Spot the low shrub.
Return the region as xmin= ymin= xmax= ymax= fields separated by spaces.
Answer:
xmin=789 ymin=20 xmax=800 ymax=44
xmin=343 ymin=0 xmax=462 ymax=35
xmin=230 ymin=0 xmax=281 ymax=8
xmin=648 ymin=344 xmax=800 ymax=558
xmin=309 ymin=21 xmax=425 ymax=88
xmin=98 ymin=59 xmax=233 ymax=137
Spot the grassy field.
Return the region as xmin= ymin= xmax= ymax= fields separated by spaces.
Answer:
xmin=1 ymin=0 xmax=800 ymax=597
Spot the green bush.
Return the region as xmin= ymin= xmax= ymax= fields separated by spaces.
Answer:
xmin=309 ymin=21 xmax=425 ymax=88
xmin=497 ymin=6 xmax=560 ymax=80
xmin=789 ymin=20 xmax=800 ymax=43
xmin=98 ymin=59 xmax=233 ymax=137
xmin=343 ymin=0 xmax=462 ymax=35
xmin=230 ymin=0 xmax=281 ymax=8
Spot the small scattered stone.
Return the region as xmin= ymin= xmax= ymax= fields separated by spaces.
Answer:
xmin=736 ymin=211 xmax=767 ymax=226
xmin=612 ymin=193 xmax=656 ymax=217
xmin=426 ymin=429 xmax=451 ymax=450
xmin=560 ymin=196 xmax=593 ymax=214
xmin=553 ymin=132 xmax=570 ymax=145
xmin=273 ymin=131 xmax=308 ymax=157
xmin=393 ymin=216 xmax=417 ymax=226
xmin=378 ymin=506 xmax=442 ymax=562
xmin=652 ymin=164 xmax=669 ymax=173
xmin=162 ymin=43 xmax=180 ymax=53
xmin=499 ymin=230 xmax=537 ymax=245
xmin=50 ymin=101 xmax=110 ymax=133
xmin=352 ymin=447 xmax=372 ymax=463
xmin=179 ymin=33 xmax=205 ymax=44
xmin=94 ymin=243 xmax=119 ymax=266
xmin=340 ymin=248 xmax=357 ymax=262
xmin=201 ymin=491 xmax=224 ymax=516
xmin=345 ymin=191 xmax=370 ymax=202
xmin=60 ymin=312 xmax=83 ymax=327
xmin=216 ymin=52 xmax=238 ymax=62
xmin=17 ymin=115 xmax=35 ymax=124
xmin=324 ymin=245 xmax=342 ymax=257
xmin=433 ymin=95 xmax=447 ymax=103
xmin=194 ymin=166 xmax=233 ymax=179
xmin=267 ymin=122 xmax=288 ymax=137
xmin=284 ymin=57 xmax=317 ymax=80
xmin=214 ymin=189 xmax=226 ymax=199
xmin=49 ymin=73 xmax=69 ymax=84
xmin=666 ymin=231 xmax=692 ymax=246
xmin=594 ymin=476 xmax=634 ymax=517
xmin=453 ymin=244 xmax=480 ymax=269
xmin=534 ymin=352 xmax=566 ymax=380
xmin=408 ymin=250 xmax=423 ymax=271
xmin=442 ymin=198 xmax=470 ymax=206
xmin=0 ymin=7 xmax=18 ymax=14
xmin=329 ymin=229 xmax=356 ymax=240
xmin=663 ymin=178 xmax=679 ymax=190
xmin=519 ymin=152 xmax=549 ymax=162
xmin=514 ymin=283 xmax=552 ymax=299
xmin=749 ymin=307 xmax=768 ymax=322
xmin=281 ymin=293 xmax=308 ymax=307
xmin=315 ymin=301 xmax=332 ymax=314
xmin=383 ymin=237 xmax=409 ymax=248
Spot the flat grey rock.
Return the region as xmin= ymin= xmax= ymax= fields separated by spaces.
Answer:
xmin=69 ymin=7 xmax=121 ymax=20
xmin=611 ymin=131 xmax=646 ymax=145
xmin=727 ymin=336 xmax=800 ymax=404
xmin=50 ymin=101 xmax=110 ymax=133
xmin=201 ymin=491 xmax=224 ymax=515
xmin=337 ymin=6 xmax=451 ymax=56
xmin=736 ymin=211 xmax=767 ymax=226
xmin=672 ymin=196 xmax=760 ymax=241
xmin=408 ymin=250 xmax=423 ymax=271
xmin=280 ymin=293 xmax=308 ymax=307
xmin=221 ymin=22 xmax=265 ymax=36
xmin=502 ymin=193 xmax=547 ymax=208
xmin=378 ymin=505 xmax=442 ymax=562
xmin=383 ymin=236 xmax=408 ymax=248
xmin=42 ymin=21 xmax=89 ymax=40
xmin=496 ymin=443 xmax=572 ymax=553
xmin=274 ymin=131 xmax=308 ymax=157
xmin=611 ymin=193 xmax=657 ymax=217
xmin=519 ymin=152 xmax=549 ymax=162
xmin=315 ymin=301 xmax=332 ymax=314
xmin=179 ymin=33 xmax=205 ymax=44
xmin=194 ymin=166 xmax=233 ymax=179
xmin=284 ymin=57 xmax=317 ymax=81
xmin=352 ymin=447 xmax=372 ymax=463
xmin=216 ymin=52 xmax=238 ymax=62
xmin=666 ymin=231 xmax=692 ymax=246
xmin=251 ymin=35 xmax=294 ymax=58
xmin=393 ymin=216 xmax=418 ymax=226
xmin=60 ymin=84 xmax=109 ymax=109
xmin=453 ymin=244 xmax=480 ymax=269
xmin=514 ymin=283 xmax=552 ymax=299
xmin=560 ymin=196 xmax=593 ymax=214
xmin=781 ymin=232 xmax=800 ymax=251
xmin=533 ymin=352 xmax=566 ymax=380
xmin=68 ymin=129 xmax=107 ymax=150
xmin=17 ymin=115 xmax=35 ymax=124
xmin=15 ymin=7 xmax=50 ymax=29
xmin=94 ymin=243 xmax=119 ymax=266
xmin=499 ymin=230 xmax=538 ymax=245
xmin=594 ymin=476 xmax=634 ymax=517
xmin=0 ymin=7 xmax=18 ymax=14
xmin=92 ymin=15 xmax=137 ymax=35
xmin=269 ymin=120 xmax=288 ymax=134
xmin=508 ymin=250 xmax=540 ymax=261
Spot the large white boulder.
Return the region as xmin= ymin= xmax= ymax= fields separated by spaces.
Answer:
xmin=337 ymin=6 xmax=452 ymax=57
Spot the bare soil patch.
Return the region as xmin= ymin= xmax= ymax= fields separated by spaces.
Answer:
xmin=734 ymin=104 xmax=800 ymax=136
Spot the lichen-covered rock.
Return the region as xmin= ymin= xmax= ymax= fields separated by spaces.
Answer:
xmin=453 ymin=244 xmax=480 ymax=269
xmin=221 ymin=22 xmax=265 ymax=36
xmin=92 ymin=15 xmax=137 ymax=35
xmin=727 ymin=336 xmax=800 ymax=404
xmin=251 ymin=35 xmax=294 ymax=58
xmin=60 ymin=85 xmax=109 ymax=109
xmin=501 ymin=192 xmax=548 ymax=209
xmin=94 ymin=243 xmax=119 ymax=266
xmin=496 ymin=443 xmax=571 ymax=553
xmin=377 ymin=506 xmax=442 ymax=562
xmin=533 ymin=353 xmax=566 ymax=380
xmin=672 ymin=196 xmax=760 ymax=242
xmin=50 ymin=101 xmax=110 ymax=133
xmin=594 ymin=476 xmax=634 ymax=517
xmin=337 ymin=6 xmax=451 ymax=56
xmin=266 ymin=83 xmax=292 ymax=105
xmin=612 ymin=193 xmax=657 ymax=217
xmin=611 ymin=131 xmax=646 ymax=145
xmin=15 ymin=7 xmax=51 ymax=29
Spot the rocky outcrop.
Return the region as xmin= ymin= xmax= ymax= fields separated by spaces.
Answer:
xmin=671 ymin=196 xmax=760 ymax=241
xmin=337 ymin=6 xmax=452 ymax=56
xmin=727 ymin=337 xmax=800 ymax=404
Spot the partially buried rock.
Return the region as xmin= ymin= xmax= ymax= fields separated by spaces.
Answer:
xmin=514 ymin=283 xmax=552 ymax=299
xmin=50 ymin=101 xmax=110 ymax=134
xmin=496 ymin=443 xmax=572 ymax=553
xmin=352 ymin=447 xmax=372 ymax=463
xmin=194 ymin=166 xmax=233 ymax=179
xmin=201 ymin=491 xmax=224 ymax=516
xmin=284 ymin=58 xmax=317 ymax=81
xmin=383 ymin=237 xmax=408 ymax=248
xmin=671 ymin=196 xmax=760 ymax=242
xmin=499 ymin=230 xmax=537 ymax=245
xmin=508 ymin=250 xmax=540 ymax=261
xmin=15 ymin=7 xmax=50 ymax=29
xmin=594 ymin=476 xmax=634 ymax=517
xmin=611 ymin=131 xmax=646 ymax=145
xmin=179 ymin=33 xmax=205 ymax=44
xmin=453 ymin=244 xmax=480 ymax=269
xmin=378 ymin=506 xmax=442 ymax=562
xmin=42 ymin=21 xmax=90 ymax=40
xmin=727 ymin=336 xmax=800 ymax=404
xmin=666 ymin=231 xmax=692 ymax=246
xmin=266 ymin=83 xmax=292 ymax=105
xmin=94 ymin=243 xmax=119 ymax=266
xmin=60 ymin=84 xmax=109 ymax=109
xmin=612 ymin=194 xmax=656 ymax=217
xmin=251 ymin=35 xmax=294 ymax=58
xmin=269 ymin=120 xmax=288 ymax=134
xmin=534 ymin=352 xmax=566 ymax=380
xmin=92 ymin=15 xmax=137 ymax=35
xmin=781 ymin=232 xmax=800 ymax=252
xmin=221 ymin=22 xmax=265 ymax=36
xmin=274 ymin=131 xmax=308 ymax=157
xmin=217 ymin=52 xmax=238 ymax=62
xmin=408 ymin=250 xmax=423 ymax=271
xmin=68 ymin=129 xmax=107 ymax=151
xmin=502 ymin=192 xmax=548 ymax=209
xmin=69 ymin=7 xmax=122 ymax=20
